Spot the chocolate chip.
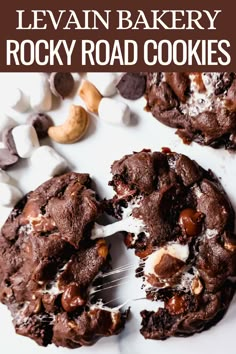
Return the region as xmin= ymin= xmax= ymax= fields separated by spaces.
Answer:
xmin=154 ymin=254 xmax=185 ymax=279
xmin=179 ymin=208 xmax=204 ymax=236
xmin=61 ymin=284 xmax=86 ymax=312
xmin=165 ymin=295 xmax=187 ymax=315
xmin=0 ymin=148 xmax=19 ymax=169
xmin=2 ymin=127 xmax=18 ymax=155
xmin=116 ymin=73 xmax=146 ymax=100
xmin=49 ymin=72 xmax=75 ymax=99
xmin=27 ymin=113 xmax=53 ymax=139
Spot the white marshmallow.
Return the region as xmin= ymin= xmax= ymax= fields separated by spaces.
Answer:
xmin=0 ymin=114 xmax=16 ymax=139
xmin=5 ymin=88 xmax=30 ymax=113
xmin=30 ymin=74 xmax=52 ymax=112
xmin=98 ymin=98 xmax=131 ymax=126
xmin=12 ymin=125 xmax=40 ymax=158
xmin=0 ymin=170 xmax=10 ymax=183
xmin=87 ymin=72 xmax=117 ymax=96
xmin=30 ymin=146 xmax=68 ymax=177
xmin=91 ymin=216 xmax=146 ymax=240
xmin=0 ymin=183 xmax=22 ymax=207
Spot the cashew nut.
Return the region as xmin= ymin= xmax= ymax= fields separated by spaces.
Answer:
xmin=48 ymin=105 xmax=89 ymax=144
xmin=78 ymin=80 xmax=102 ymax=114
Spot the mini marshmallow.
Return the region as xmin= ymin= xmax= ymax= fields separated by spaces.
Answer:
xmin=0 ymin=114 xmax=16 ymax=139
xmin=0 ymin=170 xmax=10 ymax=183
xmin=30 ymin=74 xmax=52 ymax=112
xmin=87 ymin=72 xmax=117 ymax=96
xmin=98 ymin=98 xmax=131 ymax=126
xmin=30 ymin=146 xmax=68 ymax=177
xmin=0 ymin=183 xmax=22 ymax=207
xmin=5 ymin=88 xmax=30 ymax=113
xmin=12 ymin=125 xmax=40 ymax=158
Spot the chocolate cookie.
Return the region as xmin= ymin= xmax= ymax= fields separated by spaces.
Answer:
xmin=145 ymin=72 xmax=236 ymax=149
xmin=103 ymin=150 xmax=236 ymax=339
xmin=0 ymin=172 xmax=127 ymax=348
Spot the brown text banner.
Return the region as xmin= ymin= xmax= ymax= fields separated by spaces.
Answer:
xmin=0 ymin=0 xmax=235 ymax=71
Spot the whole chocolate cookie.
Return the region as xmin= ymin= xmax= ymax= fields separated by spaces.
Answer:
xmin=0 ymin=172 xmax=127 ymax=348
xmin=102 ymin=150 xmax=236 ymax=339
xmin=145 ymin=72 xmax=236 ymax=149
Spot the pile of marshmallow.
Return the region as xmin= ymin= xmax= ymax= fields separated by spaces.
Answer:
xmin=0 ymin=73 xmax=74 ymax=210
xmin=0 ymin=125 xmax=68 ymax=209
xmin=0 ymin=72 xmax=146 ymax=212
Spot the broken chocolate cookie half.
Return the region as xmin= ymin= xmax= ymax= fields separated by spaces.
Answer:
xmin=0 ymin=172 xmax=128 ymax=348
xmin=145 ymin=72 xmax=236 ymax=150
xmin=100 ymin=149 xmax=236 ymax=339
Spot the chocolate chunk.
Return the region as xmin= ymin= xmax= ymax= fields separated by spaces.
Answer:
xmin=49 ymin=72 xmax=75 ymax=99
xmin=2 ymin=127 xmax=18 ymax=155
xmin=154 ymin=254 xmax=185 ymax=279
xmin=179 ymin=208 xmax=204 ymax=236
xmin=27 ymin=113 xmax=53 ymax=139
xmin=0 ymin=148 xmax=19 ymax=169
xmin=61 ymin=284 xmax=86 ymax=312
xmin=116 ymin=73 xmax=146 ymax=100
xmin=165 ymin=294 xmax=188 ymax=315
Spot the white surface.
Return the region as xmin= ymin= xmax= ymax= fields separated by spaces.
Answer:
xmin=0 ymin=73 xmax=236 ymax=354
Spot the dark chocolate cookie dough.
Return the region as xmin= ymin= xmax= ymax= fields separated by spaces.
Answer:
xmin=109 ymin=149 xmax=236 ymax=339
xmin=145 ymin=72 xmax=236 ymax=149
xmin=0 ymin=172 xmax=127 ymax=348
